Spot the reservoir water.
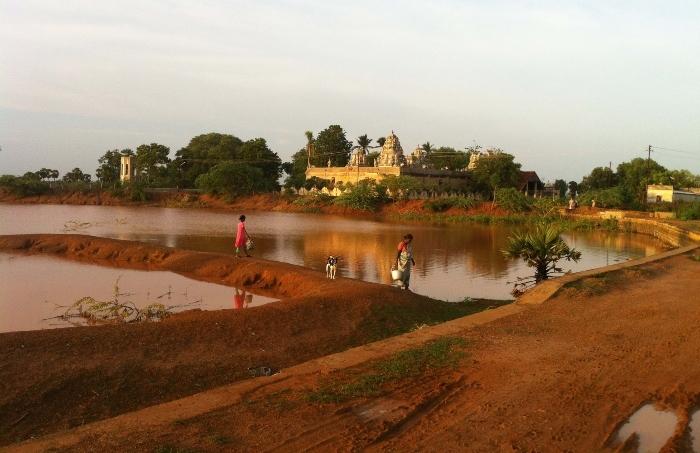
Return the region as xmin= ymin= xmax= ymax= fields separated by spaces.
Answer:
xmin=0 ymin=204 xmax=667 ymax=301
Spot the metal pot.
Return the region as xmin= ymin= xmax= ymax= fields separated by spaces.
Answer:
xmin=391 ymin=269 xmax=404 ymax=281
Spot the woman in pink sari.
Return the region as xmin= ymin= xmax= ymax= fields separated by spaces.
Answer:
xmin=234 ymin=214 xmax=250 ymax=257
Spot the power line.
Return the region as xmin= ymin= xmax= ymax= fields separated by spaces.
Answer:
xmin=651 ymin=145 xmax=697 ymax=156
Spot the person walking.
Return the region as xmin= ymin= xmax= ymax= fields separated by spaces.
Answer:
xmin=235 ymin=214 xmax=251 ymax=257
xmin=395 ymin=233 xmax=416 ymax=290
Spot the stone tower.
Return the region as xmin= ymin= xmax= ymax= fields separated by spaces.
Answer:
xmin=120 ymin=155 xmax=135 ymax=182
xmin=377 ymin=131 xmax=405 ymax=167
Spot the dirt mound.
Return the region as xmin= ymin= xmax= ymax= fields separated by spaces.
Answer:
xmin=0 ymin=234 xmax=498 ymax=446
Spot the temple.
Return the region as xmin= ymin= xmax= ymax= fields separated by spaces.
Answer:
xmin=304 ymin=130 xmax=544 ymax=196
xmin=305 ymin=131 xmax=468 ymax=189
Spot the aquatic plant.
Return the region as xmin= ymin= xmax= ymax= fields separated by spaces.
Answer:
xmin=503 ymin=223 xmax=582 ymax=295
xmin=46 ymin=277 xmax=200 ymax=325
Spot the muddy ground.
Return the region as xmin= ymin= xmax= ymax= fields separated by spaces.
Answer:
xmin=0 ymin=234 xmax=507 ymax=447
xmin=23 ymin=249 xmax=700 ymax=453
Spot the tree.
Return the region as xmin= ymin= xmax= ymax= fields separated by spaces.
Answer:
xmin=567 ymin=181 xmax=578 ymax=199
xmin=471 ymin=150 xmax=521 ymax=203
xmin=579 ymin=167 xmax=617 ymax=193
xmin=304 ymin=131 xmax=315 ymax=167
xmin=96 ymin=149 xmax=133 ymax=184
xmin=63 ymin=168 xmax=91 ymax=183
xmin=195 ymin=162 xmax=264 ymax=198
xmin=136 ymin=143 xmax=170 ymax=183
xmin=356 ymin=134 xmax=372 ymax=153
xmin=616 ymin=157 xmax=666 ymax=204
xmin=426 ymin=146 xmax=470 ymax=171
xmin=421 ymin=142 xmax=434 ymax=155
xmin=238 ymin=137 xmax=281 ymax=190
xmin=36 ymin=168 xmax=58 ymax=181
xmin=553 ymin=179 xmax=567 ymax=199
xmin=504 ymin=223 xmax=582 ymax=295
xmin=311 ymin=125 xmax=352 ymax=167
xmin=173 ymin=133 xmax=244 ymax=187
xmin=376 ymin=137 xmax=386 ymax=148
xmin=283 ymin=149 xmax=308 ymax=189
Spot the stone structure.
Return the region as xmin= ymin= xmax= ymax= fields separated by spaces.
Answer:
xmin=376 ymin=131 xmax=405 ymax=167
xmin=406 ymin=146 xmax=427 ymax=167
xmin=120 ymin=155 xmax=135 ymax=182
xmin=647 ymin=185 xmax=700 ymax=203
xmin=305 ymin=131 xmax=469 ymax=190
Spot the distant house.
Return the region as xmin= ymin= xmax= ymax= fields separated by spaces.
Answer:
xmin=647 ymin=185 xmax=700 ymax=203
xmin=519 ymin=171 xmax=545 ymax=197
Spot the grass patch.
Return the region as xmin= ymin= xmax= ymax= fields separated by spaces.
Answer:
xmin=154 ymin=446 xmax=198 ymax=453
xmin=306 ymin=337 xmax=467 ymax=404
xmin=561 ymin=267 xmax=657 ymax=298
xmin=358 ymin=298 xmax=511 ymax=343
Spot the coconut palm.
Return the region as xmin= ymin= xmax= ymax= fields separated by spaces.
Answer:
xmin=421 ymin=142 xmax=434 ymax=155
xmin=304 ymin=131 xmax=314 ymax=166
xmin=503 ymin=223 xmax=582 ymax=284
xmin=355 ymin=134 xmax=373 ymax=152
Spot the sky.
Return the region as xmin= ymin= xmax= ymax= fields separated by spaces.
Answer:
xmin=1 ymin=0 xmax=699 ymax=182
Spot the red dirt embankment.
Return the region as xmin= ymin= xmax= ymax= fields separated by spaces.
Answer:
xmin=0 ymin=234 xmax=497 ymax=447
xmin=39 ymin=250 xmax=700 ymax=453
xmin=0 ymin=190 xmax=510 ymax=219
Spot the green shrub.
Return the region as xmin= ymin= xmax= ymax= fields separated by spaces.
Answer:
xmin=676 ymin=202 xmax=700 ymax=220
xmin=0 ymin=174 xmax=51 ymax=197
xmin=577 ymin=187 xmax=625 ymax=209
xmin=292 ymin=192 xmax=333 ymax=208
xmin=334 ymin=180 xmax=387 ymax=211
xmin=195 ymin=162 xmax=265 ymax=199
xmin=495 ymin=188 xmax=531 ymax=212
xmin=424 ymin=198 xmax=453 ymax=212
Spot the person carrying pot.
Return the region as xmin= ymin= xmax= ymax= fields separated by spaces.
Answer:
xmin=395 ymin=233 xmax=416 ymax=290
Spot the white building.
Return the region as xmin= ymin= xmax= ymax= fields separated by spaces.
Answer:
xmin=647 ymin=185 xmax=700 ymax=203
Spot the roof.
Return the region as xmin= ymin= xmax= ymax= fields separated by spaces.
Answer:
xmin=519 ymin=171 xmax=543 ymax=190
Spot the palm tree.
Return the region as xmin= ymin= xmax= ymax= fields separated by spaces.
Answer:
xmin=421 ymin=142 xmax=434 ymax=155
xmin=503 ymin=223 xmax=582 ymax=286
xmin=355 ymin=134 xmax=372 ymax=153
xmin=376 ymin=137 xmax=386 ymax=148
xmin=304 ymin=131 xmax=314 ymax=167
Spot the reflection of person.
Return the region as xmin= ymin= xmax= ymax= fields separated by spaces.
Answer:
xmin=235 ymin=215 xmax=250 ymax=257
xmin=396 ymin=233 xmax=416 ymax=290
xmin=233 ymin=288 xmax=246 ymax=310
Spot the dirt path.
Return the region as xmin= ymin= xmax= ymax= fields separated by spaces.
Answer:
xmin=16 ymin=250 xmax=700 ymax=452
xmin=0 ymin=234 xmax=507 ymax=447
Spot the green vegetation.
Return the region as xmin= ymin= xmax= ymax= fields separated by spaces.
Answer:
xmin=494 ymin=187 xmax=531 ymax=212
xmin=195 ymin=161 xmax=266 ymax=199
xmin=676 ymin=202 xmax=700 ymax=220
xmin=334 ymin=180 xmax=387 ymax=211
xmin=577 ymin=187 xmax=625 ymax=209
xmin=306 ymin=337 xmax=467 ymax=403
xmin=503 ymin=223 xmax=582 ymax=294
xmin=470 ymin=150 xmax=521 ymax=203
xmin=311 ymin=124 xmax=353 ymax=167
xmin=424 ymin=195 xmax=479 ymax=212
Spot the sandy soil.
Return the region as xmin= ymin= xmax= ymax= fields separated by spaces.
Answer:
xmin=0 ymin=234 xmax=505 ymax=447
xmin=25 ymin=250 xmax=700 ymax=453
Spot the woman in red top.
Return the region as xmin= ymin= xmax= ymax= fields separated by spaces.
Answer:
xmin=396 ymin=233 xmax=415 ymax=290
xmin=234 ymin=215 xmax=250 ymax=257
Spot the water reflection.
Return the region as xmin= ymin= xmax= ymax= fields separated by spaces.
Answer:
xmin=233 ymin=288 xmax=255 ymax=309
xmin=0 ymin=253 xmax=278 ymax=333
xmin=0 ymin=204 xmax=668 ymax=300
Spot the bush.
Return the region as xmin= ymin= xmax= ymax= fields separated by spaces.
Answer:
xmin=292 ymin=192 xmax=333 ymax=209
xmin=577 ymin=187 xmax=625 ymax=209
xmin=0 ymin=174 xmax=51 ymax=197
xmin=424 ymin=195 xmax=479 ymax=212
xmin=531 ymin=198 xmax=563 ymax=217
xmin=195 ymin=162 xmax=265 ymax=199
xmin=676 ymin=202 xmax=700 ymax=220
xmin=495 ymin=188 xmax=531 ymax=212
xmin=334 ymin=180 xmax=387 ymax=211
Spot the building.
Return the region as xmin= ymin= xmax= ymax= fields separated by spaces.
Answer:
xmin=647 ymin=185 xmax=700 ymax=203
xmin=519 ymin=171 xmax=545 ymax=197
xmin=120 ymin=154 xmax=135 ymax=182
xmin=305 ymin=131 xmax=469 ymax=189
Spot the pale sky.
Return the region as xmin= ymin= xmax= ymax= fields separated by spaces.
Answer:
xmin=1 ymin=0 xmax=699 ymax=182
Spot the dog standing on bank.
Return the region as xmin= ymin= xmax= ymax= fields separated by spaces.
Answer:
xmin=326 ymin=256 xmax=340 ymax=279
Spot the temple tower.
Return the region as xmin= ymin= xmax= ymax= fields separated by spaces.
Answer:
xmin=377 ymin=131 xmax=405 ymax=167
xmin=120 ymin=155 xmax=135 ymax=182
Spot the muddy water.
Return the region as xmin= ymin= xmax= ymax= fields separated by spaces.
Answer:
xmin=615 ymin=404 xmax=678 ymax=452
xmin=0 ymin=204 xmax=668 ymax=300
xmin=0 ymin=253 xmax=277 ymax=333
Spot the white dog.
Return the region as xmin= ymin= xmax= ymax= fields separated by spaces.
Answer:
xmin=326 ymin=256 xmax=339 ymax=279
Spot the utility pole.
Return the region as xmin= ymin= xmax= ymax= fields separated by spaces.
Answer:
xmin=645 ymin=145 xmax=652 ymax=204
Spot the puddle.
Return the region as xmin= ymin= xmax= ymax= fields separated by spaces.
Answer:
xmin=689 ymin=410 xmax=700 ymax=453
xmin=0 ymin=253 xmax=278 ymax=333
xmin=615 ymin=404 xmax=678 ymax=452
